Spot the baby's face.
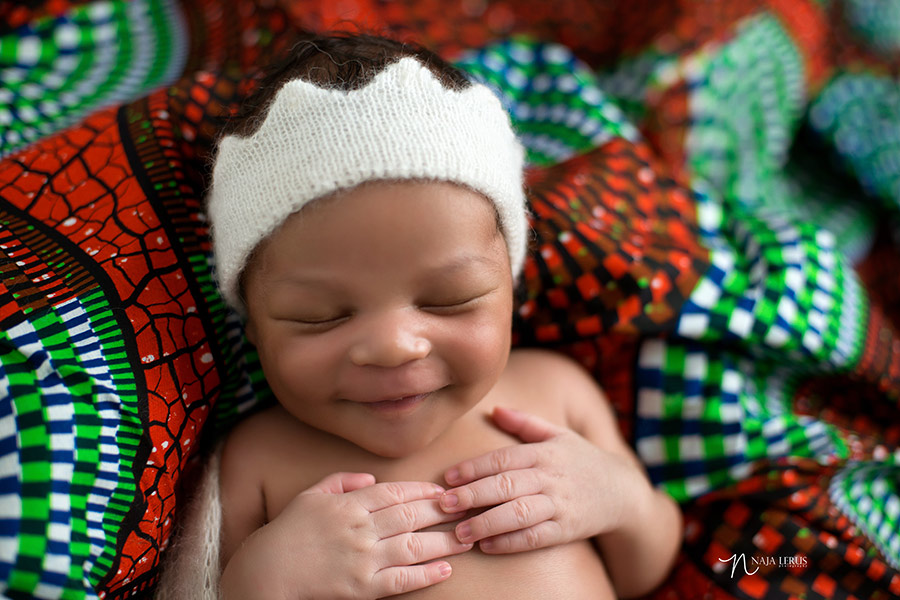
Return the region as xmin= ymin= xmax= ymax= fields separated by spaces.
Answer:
xmin=243 ymin=181 xmax=514 ymax=458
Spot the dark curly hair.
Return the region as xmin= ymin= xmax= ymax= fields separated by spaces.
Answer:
xmin=221 ymin=32 xmax=473 ymax=138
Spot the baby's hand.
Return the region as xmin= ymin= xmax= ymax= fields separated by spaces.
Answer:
xmin=439 ymin=406 xmax=648 ymax=554
xmin=221 ymin=472 xmax=472 ymax=599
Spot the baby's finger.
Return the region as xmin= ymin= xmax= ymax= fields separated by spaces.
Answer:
xmin=374 ymin=498 xmax=466 ymax=539
xmin=479 ymin=520 xmax=565 ymax=554
xmin=491 ymin=406 xmax=566 ymax=443
xmin=444 ymin=444 xmax=537 ymax=487
xmin=356 ymin=481 xmax=446 ymax=512
xmin=371 ymin=561 xmax=453 ymax=598
xmin=378 ymin=531 xmax=473 ymax=567
xmin=441 ymin=468 xmax=542 ymax=512
xmin=301 ymin=472 xmax=377 ymax=495
xmin=454 ymin=495 xmax=555 ymax=543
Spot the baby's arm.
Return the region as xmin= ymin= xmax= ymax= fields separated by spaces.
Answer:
xmin=219 ymin=428 xmax=266 ymax=570
xmin=439 ymin=350 xmax=682 ymax=598
xmin=559 ymin=355 xmax=682 ymax=598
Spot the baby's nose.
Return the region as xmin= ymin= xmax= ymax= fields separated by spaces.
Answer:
xmin=348 ymin=312 xmax=432 ymax=368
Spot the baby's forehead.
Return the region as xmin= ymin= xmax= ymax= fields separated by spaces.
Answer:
xmin=277 ymin=179 xmax=502 ymax=231
xmin=251 ymin=181 xmax=507 ymax=270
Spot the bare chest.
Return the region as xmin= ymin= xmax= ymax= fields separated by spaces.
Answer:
xmin=250 ymin=399 xmax=613 ymax=600
xmin=254 ymin=406 xmax=614 ymax=600
xmin=261 ymin=407 xmax=523 ymax=520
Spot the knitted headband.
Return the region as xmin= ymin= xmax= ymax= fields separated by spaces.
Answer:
xmin=209 ymin=56 xmax=528 ymax=313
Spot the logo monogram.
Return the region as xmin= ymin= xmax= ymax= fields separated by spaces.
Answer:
xmin=718 ymin=553 xmax=809 ymax=577
xmin=719 ymin=553 xmax=759 ymax=577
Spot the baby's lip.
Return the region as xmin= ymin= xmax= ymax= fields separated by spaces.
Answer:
xmin=357 ymin=392 xmax=433 ymax=415
xmin=356 ymin=389 xmax=438 ymax=404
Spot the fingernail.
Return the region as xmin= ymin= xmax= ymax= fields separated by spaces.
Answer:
xmin=439 ymin=562 xmax=452 ymax=577
xmin=456 ymin=522 xmax=472 ymax=542
xmin=432 ymin=484 xmax=446 ymax=496
xmin=441 ymin=493 xmax=458 ymax=509
xmin=445 ymin=468 xmax=460 ymax=484
xmin=481 ymin=538 xmax=494 ymax=551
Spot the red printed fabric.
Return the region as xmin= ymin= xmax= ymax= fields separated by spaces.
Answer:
xmin=1 ymin=1 xmax=899 ymax=598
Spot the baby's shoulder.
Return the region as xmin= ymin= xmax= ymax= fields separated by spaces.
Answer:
xmin=506 ymin=347 xmax=588 ymax=377
xmin=504 ymin=348 xmax=600 ymax=397
xmin=220 ymin=404 xmax=314 ymax=475
xmin=223 ymin=403 xmax=286 ymax=448
xmin=501 ymin=348 xmax=608 ymax=428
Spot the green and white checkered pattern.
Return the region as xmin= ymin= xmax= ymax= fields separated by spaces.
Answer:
xmin=0 ymin=0 xmax=187 ymax=156
xmin=634 ymin=104 xmax=869 ymax=503
xmin=773 ymin=149 xmax=879 ymax=265
xmin=597 ymin=11 xmax=881 ymax=266
xmin=830 ymin=460 xmax=900 ymax=569
xmin=635 ymin=337 xmax=846 ymax=502
xmin=0 ymin=292 xmax=142 ymax=598
xmin=675 ymin=190 xmax=866 ymax=368
xmin=597 ymin=14 xmax=807 ymax=211
xmin=680 ymin=14 xmax=806 ymax=208
xmin=809 ymin=72 xmax=900 ymax=211
xmin=455 ymin=39 xmax=640 ymax=167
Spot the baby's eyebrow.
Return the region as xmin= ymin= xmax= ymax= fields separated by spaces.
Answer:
xmin=267 ymin=273 xmax=348 ymax=291
xmin=424 ymin=253 xmax=505 ymax=277
xmin=264 ymin=253 xmax=504 ymax=293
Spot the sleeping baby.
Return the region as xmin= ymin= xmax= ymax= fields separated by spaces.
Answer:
xmin=166 ymin=31 xmax=682 ymax=600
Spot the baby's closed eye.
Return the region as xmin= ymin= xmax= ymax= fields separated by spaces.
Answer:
xmin=418 ymin=286 xmax=500 ymax=314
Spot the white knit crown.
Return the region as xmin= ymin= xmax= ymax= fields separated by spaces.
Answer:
xmin=209 ymin=56 xmax=528 ymax=313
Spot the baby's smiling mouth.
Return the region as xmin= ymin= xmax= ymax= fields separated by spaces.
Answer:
xmin=354 ymin=389 xmax=442 ymax=415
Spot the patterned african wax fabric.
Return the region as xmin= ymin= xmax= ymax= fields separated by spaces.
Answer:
xmin=1 ymin=1 xmax=900 ymax=598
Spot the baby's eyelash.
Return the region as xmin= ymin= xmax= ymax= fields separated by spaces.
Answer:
xmin=287 ymin=314 xmax=351 ymax=330
xmin=421 ymin=295 xmax=483 ymax=312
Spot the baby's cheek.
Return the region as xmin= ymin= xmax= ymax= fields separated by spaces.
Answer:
xmin=460 ymin=316 xmax=512 ymax=377
xmin=264 ymin=337 xmax=323 ymax=393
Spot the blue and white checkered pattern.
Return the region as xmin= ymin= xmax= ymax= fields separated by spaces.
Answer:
xmin=635 ymin=337 xmax=842 ymax=501
xmin=0 ymin=294 xmax=126 ymax=600
xmin=455 ymin=39 xmax=640 ymax=166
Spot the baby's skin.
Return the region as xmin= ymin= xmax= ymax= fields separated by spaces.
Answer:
xmin=218 ymin=182 xmax=682 ymax=599
xmin=223 ymin=349 xmax=624 ymax=599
